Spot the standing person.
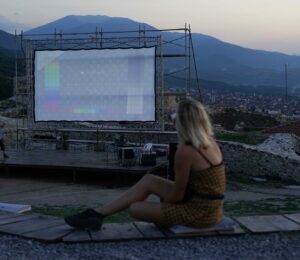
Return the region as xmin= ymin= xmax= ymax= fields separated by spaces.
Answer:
xmin=0 ymin=121 xmax=9 ymax=159
xmin=65 ymin=99 xmax=226 ymax=231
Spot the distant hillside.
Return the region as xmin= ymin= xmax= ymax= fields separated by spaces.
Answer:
xmin=24 ymin=15 xmax=300 ymax=88
xmin=0 ymin=30 xmax=16 ymax=50
xmin=26 ymin=15 xmax=156 ymax=34
xmin=1 ymin=15 xmax=300 ymax=92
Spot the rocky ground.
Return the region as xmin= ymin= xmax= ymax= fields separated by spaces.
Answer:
xmin=256 ymin=133 xmax=300 ymax=160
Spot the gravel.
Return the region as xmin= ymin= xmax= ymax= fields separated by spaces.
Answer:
xmin=1 ymin=233 xmax=300 ymax=260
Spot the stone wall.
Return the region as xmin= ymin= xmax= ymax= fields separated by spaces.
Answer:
xmin=219 ymin=140 xmax=300 ymax=182
xmin=294 ymin=135 xmax=300 ymax=155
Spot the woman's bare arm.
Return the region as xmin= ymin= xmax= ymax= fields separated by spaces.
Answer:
xmin=164 ymin=145 xmax=192 ymax=203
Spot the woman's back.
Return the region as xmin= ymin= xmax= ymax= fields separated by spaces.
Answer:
xmin=189 ymin=139 xmax=223 ymax=172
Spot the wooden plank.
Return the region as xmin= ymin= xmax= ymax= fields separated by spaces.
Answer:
xmin=284 ymin=213 xmax=300 ymax=224
xmin=0 ymin=215 xmax=63 ymax=235
xmin=62 ymin=230 xmax=92 ymax=243
xmin=22 ymin=222 xmax=74 ymax=242
xmin=235 ymin=215 xmax=300 ymax=233
xmin=133 ymin=222 xmax=165 ymax=238
xmin=0 ymin=214 xmax=37 ymax=226
xmin=90 ymin=222 xmax=143 ymax=242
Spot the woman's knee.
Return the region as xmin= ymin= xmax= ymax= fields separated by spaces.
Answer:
xmin=140 ymin=174 xmax=155 ymax=185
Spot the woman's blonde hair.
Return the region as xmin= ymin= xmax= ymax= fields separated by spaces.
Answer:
xmin=176 ymin=99 xmax=213 ymax=149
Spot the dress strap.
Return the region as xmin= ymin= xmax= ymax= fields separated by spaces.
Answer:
xmin=186 ymin=142 xmax=222 ymax=167
xmin=197 ymin=149 xmax=214 ymax=167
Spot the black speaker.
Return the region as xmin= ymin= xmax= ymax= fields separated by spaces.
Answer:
xmin=168 ymin=143 xmax=178 ymax=180
xmin=118 ymin=149 xmax=135 ymax=159
xmin=140 ymin=153 xmax=156 ymax=166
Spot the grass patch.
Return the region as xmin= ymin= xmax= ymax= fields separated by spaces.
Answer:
xmin=216 ymin=132 xmax=266 ymax=145
xmin=31 ymin=204 xmax=132 ymax=223
xmin=31 ymin=205 xmax=87 ymax=218
xmin=225 ymin=198 xmax=300 ymax=216
xmin=103 ymin=211 xmax=131 ymax=223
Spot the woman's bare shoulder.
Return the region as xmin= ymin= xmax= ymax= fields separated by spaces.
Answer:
xmin=199 ymin=139 xmax=223 ymax=164
xmin=175 ymin=144 xmax=195 ymax=158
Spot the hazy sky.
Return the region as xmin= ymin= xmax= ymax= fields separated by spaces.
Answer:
xmin=1 ymin=0 xmax=300 ymax=54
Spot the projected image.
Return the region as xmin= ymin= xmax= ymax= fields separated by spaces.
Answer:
xmin=34 ymin=47 xmax=156 ymax=121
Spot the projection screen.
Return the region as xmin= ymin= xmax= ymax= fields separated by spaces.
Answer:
xmin=34 ymin=47 xmax=156 ymax=121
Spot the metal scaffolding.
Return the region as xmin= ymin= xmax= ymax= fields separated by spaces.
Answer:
xmin=14 ymin=26 xmax=200 ymax=149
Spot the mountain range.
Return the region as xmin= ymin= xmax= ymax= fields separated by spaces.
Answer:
xmin=1 ymin=15 xmax=300 ymax=93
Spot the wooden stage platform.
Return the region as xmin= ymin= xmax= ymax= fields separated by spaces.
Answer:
xmin=0 ymin=150 xmax=168 ymax=180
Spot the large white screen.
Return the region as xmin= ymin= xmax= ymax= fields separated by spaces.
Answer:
xmin=34 ymin=47 xmax=156 ymax=121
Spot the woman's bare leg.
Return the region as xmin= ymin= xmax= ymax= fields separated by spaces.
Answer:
xmin=129 ymin=201 xmax=167 ymax=225
xmin=94 ymin=174 xmax=173 ymax=216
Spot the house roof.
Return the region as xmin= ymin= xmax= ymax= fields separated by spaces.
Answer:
xmin=263 ymin=120 xmax=300 ymax=137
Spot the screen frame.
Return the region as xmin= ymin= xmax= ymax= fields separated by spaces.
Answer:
xmin=33 ymin=46 xmax=157 ymax=123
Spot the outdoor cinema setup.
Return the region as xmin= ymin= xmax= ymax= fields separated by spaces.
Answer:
xmin=10 ymin=26 xmax=201 ymax=177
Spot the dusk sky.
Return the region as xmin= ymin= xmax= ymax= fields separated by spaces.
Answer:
xmin=1 ymin=0 xmax=300 ymax=55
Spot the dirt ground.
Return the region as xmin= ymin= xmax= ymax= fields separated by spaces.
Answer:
xmin=1 ymin=176 xmax=299 ymax=207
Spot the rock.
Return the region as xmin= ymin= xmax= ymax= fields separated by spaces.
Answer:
xmin=256 ymin=133 xmax=299 ymax=160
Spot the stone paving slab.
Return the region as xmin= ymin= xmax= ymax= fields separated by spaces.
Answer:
xmin=217 ymin=224 xmax=245 ymax=235
xmin=166 ymin=217 xmax=238 ymax=236
xmin=162 ymin=224 xmax=246 ymax=238
xmin=133 ymin=222 xmax=165 ymax=238
xmin=63 ymin=229 xmax=92 ymax=243
xmin=0 ymin=215 xmax=63 ymax=235
xmin=90 ymin=222 xmax=144 ymax=242
xmin=235 ymin=215 xmax=300 ymax=233
xmin=0 ymin=212 xmax=300 ymax=243
xmin=22 ymin=223 xmax=74 ymax=242
xmin=0 ymin=213 xmax=38 ymax=226
xmin=284 ymin=213 xmax=300 ymax=224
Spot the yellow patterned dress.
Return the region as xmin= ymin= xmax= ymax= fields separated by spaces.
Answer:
xmin=161 ymin=150 xmax=226 ymax=228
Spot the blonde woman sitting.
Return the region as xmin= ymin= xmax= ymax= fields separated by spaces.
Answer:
xmin=65 ymin=99 xmax=225 ymax=230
